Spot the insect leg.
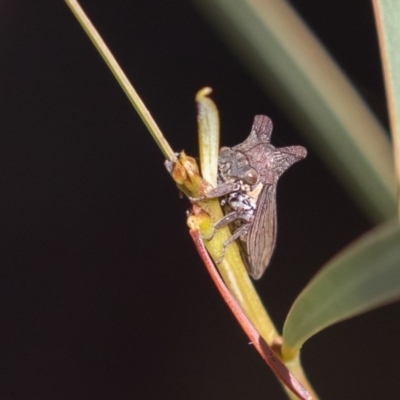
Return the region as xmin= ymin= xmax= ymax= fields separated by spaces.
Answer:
xmin=201 ymin=210 xmax=243 ymax=242
xmin=190 ymin=182 xmax=240 ymax=202
xmin=215 ymin=223 xmax=250 ymax=264
xmin=205 ymin=208 xmax=252 ymax=262
xmin=214 ymin=210 xmax=247 ymax=229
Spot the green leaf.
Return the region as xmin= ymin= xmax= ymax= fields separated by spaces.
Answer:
xmin=193 ymin=0 xmax=396 ymax=222
xmin=282 ymin=220 xmax=400 ymax=358
xmin=373 ymin=0 xmax=400 ymax=213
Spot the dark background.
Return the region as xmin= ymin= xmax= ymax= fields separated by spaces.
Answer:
xmin=0 ymin=1 xmax=398 ymax=399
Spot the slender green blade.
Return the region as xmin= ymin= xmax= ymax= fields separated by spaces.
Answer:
xmin=65 ymin=0 xmax=175 ymax=161
xmin=373 ymin=0 xmax=400 ymax=214
xmin=282 ymin=220 xmax=400 ymax=356
xmin=193 ymin=0 xmax=396 ymax=222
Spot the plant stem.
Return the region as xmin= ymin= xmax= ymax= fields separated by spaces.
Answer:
xmin=65 ymin=0 xmax=175 ymax=161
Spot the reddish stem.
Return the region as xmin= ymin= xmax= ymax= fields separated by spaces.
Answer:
xmin=189 ymin=228 xmax=311 ymax=400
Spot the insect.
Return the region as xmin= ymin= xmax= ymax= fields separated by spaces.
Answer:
xmin=201 ymin=115 xmax=307 ymax=279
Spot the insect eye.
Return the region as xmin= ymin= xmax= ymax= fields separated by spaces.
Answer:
xmin=244 ymin=168 xmax=258 ymax=185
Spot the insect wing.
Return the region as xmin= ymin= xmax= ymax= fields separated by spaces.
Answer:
xmin=246 ymin=184 xmax=277 ymax=279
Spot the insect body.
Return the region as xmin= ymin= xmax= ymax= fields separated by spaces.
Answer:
xmin=203 ymin=115 xmax=307 ymax=279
